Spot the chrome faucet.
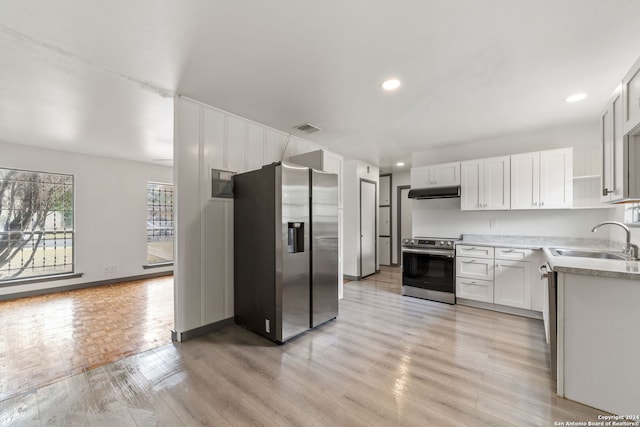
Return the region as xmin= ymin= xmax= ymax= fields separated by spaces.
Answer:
xmin=591 ymin=221 xmax=639 ymax=261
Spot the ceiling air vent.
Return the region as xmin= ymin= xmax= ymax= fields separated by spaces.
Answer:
xmin=294 ymin=122 xmax=322 ymax=134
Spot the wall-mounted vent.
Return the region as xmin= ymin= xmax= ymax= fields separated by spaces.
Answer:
xmin=294 ymin=122 xmax=322 ymax=133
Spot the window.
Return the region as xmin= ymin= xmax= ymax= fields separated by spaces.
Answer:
xmin=0 ymin=168 xmax=74 ymax=282
xmin=147 ymin=182 xmax=174 ymax=265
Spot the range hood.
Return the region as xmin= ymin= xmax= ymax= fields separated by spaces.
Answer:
xmin=407 ymin=186 xmax=461 ymax=199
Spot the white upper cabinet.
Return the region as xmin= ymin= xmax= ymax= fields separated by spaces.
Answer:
xmin=511 ymin=148 xmax=573 ymax=210
xmin=601 ymin=88 xmax=625 ymax=202
xmin=461 ymin=156 xmax=510 ymax=211
xmin=411 ymin=162 xmax=460 ymax=188
xmin=622 ymin=56 xmax=640 ymax=135
xmin=539 ymin=148 xmax=573 ymax=209
xmin=511 ymin=152 xmax=540 ymax=209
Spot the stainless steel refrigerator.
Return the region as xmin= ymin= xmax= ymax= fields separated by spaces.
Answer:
xmin=233 ymin=162 xmax=338 ymax=343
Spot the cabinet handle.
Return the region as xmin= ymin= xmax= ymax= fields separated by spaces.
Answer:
xmin=603 ymin=188 xmax=614 ymax=196
xmin=539 ymin=264 xmax=549 ymax=279
xmin=532 ymin=201 xmax=538 ymax=206
xmin=496 ymin=263 xmax=499 ymax=267
xmin=540 ymin=201 xmax=545 ymax=206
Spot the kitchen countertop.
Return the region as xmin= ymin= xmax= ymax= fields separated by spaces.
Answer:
xmin=460 ymin=234 xmax=640 ymax=280
xmin=543 ymin=247 xmax=640 ymax=279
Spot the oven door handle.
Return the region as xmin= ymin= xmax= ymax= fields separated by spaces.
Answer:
xmin=402 ymin=248 xmax=455 ymax=258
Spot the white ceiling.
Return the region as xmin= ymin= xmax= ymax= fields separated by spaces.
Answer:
xmin=1 ymin=1 xmax=640 ymax=170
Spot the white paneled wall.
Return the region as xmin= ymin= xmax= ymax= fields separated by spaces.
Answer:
xmin=174 ymin=96 xmax=325 ymax=338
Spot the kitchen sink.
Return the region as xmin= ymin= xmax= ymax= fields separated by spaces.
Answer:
xmin=549 ymin=248 xmax=628 ymax=260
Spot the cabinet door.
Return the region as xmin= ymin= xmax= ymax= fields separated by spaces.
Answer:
xmin=530 ymin=252 xmax=545 ymax=312
xmin=511 ymin=152 xmax=539 ymax=209
xmin=379 ymin=236 xmax=390 ymax=266
xmin=456 ymin=257 xmax=494 ymax=281
xmin=622 ymin=56 xmax=640 ymax=135
xmin=456 ymin=277 xmax=493 ymax=303
xmin=431 ymin=162 xmax=460 ymax=187
xmin=379 ymin=206 xmax=390 ymax=236
xmin=494 ymin=260 xmax=531 ymax=309
xmin=410 ymin=166 xmax=430 ymax=188
xmin=539 ymin=148 xmax=573 ymax=209
xmin=484 ymin=156 xmax=511 ymax=210
xmin=612 ymin=93 xmax=625 ymax=202
xmin=460 ymin=160 xmax=483 ymax=211
xmin=379 ymin=175 xmax=391 ymax=205
xmin=601 ymin=99 xmax=614 ymax=202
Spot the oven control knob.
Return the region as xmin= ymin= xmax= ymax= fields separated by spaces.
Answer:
xmin=439 ymin=240 xmax=445 ymax=246
xmin=447 ymin=241 xmax=452 ymax=247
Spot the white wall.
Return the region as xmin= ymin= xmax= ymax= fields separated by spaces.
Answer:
xmin=173 ymin=96 xmax=327 ymax=337
xmin=391 ymin=171 xmax=410 ymax=265
xmin=343 ymin=159 xmax=379 ymax=277
xmin=0 ymin=140 xmax=173 ymax=297
xmin=410 ymin=121 xmax=613 ymax=239
xmin=607 ymin=205 xmax=640 ymax=246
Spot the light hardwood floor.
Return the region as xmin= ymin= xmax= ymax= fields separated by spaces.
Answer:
xmin=1 ymin=267 xmax=607 ymax=426
xmin=0 ymin=275 xmax=173 ymax=402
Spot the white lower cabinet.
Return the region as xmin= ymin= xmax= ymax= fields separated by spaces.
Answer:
xmin=456 ymin=245 xmax=541 ymax=315
xmin=494 ymin=260 xmax=532 ymax=309
xmin=456 ymin=277 xmax=493 ymax=303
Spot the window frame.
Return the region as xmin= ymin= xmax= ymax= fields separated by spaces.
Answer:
xmin=145 ymin=181 xmax=174 ymax=267
xmin=0 ymin=167 xmax=76 ymax=284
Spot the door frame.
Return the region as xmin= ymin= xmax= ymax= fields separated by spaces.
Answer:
xmin=359 ymin=178 xmax=377 ymax=278
xmin=396 ymin=185 xmax=411 ymax=266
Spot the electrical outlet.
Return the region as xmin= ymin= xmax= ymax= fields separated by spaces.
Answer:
xmin=265 ymin=319 xmax=270 ymax=333
xmin=490 ymin=219 xmax=497 ymax=228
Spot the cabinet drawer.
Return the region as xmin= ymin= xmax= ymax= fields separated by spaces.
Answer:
xmin=456 ymin=245 xmax=494 ymax=259
xmin=495 ymin=247 xmax=533 ymax=261
xmin=456 ymin=277 xmax=493 ymax=303
xmin=456 ymin=257 xmax=494 ymax=281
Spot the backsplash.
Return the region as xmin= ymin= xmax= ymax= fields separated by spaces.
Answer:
xmin=462 ymin=234 xmax=621 ymax=250
xmin=412 ymin=198 xmax=614 ymax=239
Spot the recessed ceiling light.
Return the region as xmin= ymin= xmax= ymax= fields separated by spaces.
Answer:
xmin=396 ymin=162 xmax=405 ymax=167
xmin=381 ymin=79 xmax=401 ymax=91
xmin=564 ymin=93 xmax=587 ymax=103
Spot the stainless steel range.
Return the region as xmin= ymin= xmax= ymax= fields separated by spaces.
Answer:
xmin=401 ymin=237 xmax=460 ymax=304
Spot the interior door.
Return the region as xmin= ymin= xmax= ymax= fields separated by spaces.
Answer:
xmin=360 ymin=180 xmax=376 ymax=277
